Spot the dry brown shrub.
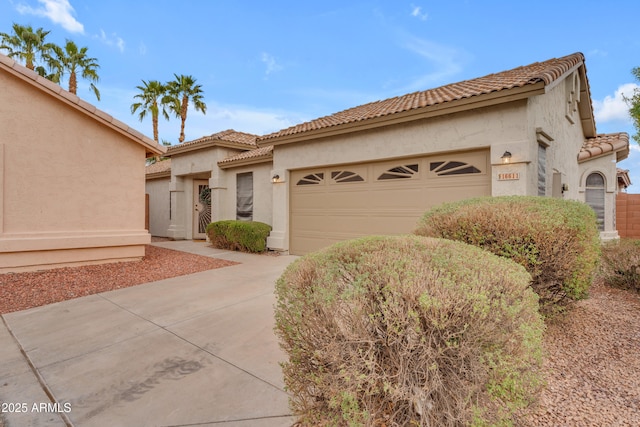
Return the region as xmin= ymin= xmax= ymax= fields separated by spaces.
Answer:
xmin=415 ymin=196 xmax=601 ymax=314
xmin=274 ymin=235 xmax=544 ymax=426
xmin=598 ymin=238 xmax=640 ymax=292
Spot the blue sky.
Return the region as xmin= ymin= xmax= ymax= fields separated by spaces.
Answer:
xmin=2 ymin=0 xmax=640 ymax=189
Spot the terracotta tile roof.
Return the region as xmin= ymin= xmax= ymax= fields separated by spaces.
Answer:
xmin=218 ymin=146 xmax=273 ymax=167
xmin=259 ymin=52 xmax=586 ymax=142
xmin=579 ymin=132 xmax=629 ymax=162
xmin=167 ymin=129 xmax=258 ymax=154
xmin=145 ymin=158 xmax=171 ymax=175
xmin=0 ymin=53 xmax=165 ymax=156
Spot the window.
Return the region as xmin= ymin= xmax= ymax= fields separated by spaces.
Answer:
xmin=585 ymin=172 xmax=605 ymax=231
xmin=378 ymin=164 xmax=419 ymax=180
xmin=236 ymin=172 xmax=253 ymax=221
xmin=296 ymin=173 xmax=324 ymax=185
xmin=430 ymin=161 xmax=481 ymax=176
xmin=331 ymin=171 xmax=364 ymax=183
xmin=538 ymin=144 xmax=547 ymax=196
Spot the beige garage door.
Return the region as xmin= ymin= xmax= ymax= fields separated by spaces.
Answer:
xmin=290 ymin=150 xmax=491 ymax=255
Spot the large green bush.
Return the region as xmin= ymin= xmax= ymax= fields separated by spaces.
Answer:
xmin=275 ymin=235 xmax=544 ymax=426
xmin=205 ymin=220 xmax=272 ymax=253
xmin=598 ymin=238 xmax=640 ymax=292
xmin=414 ymin=196 xmax=601 ymax=313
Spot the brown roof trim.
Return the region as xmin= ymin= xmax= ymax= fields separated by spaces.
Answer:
xmin=0 ymin=53 xmax=165 ymax=157
xmin=167 ymin=129 xmax=259 ymax=156
xmin=258 ymin=53 xmax=589 ymax=146
xmin=218 ymin=146 xmax=273 ymax=169
xmin=578 ymin=133 xmax=629 ymax=163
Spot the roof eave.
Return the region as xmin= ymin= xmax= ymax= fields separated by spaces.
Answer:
xmin=145 ymin=170 xmax=171 ymax=180
xmin=166 ymin=140 xmax=254 ymax=156
xmin=218 ymin=154 xmax=273 ymax=169
xmin=258 ymin=82 xmax=546 ymax=147
xmin=0 ymin=55 xmax=165 ymax=156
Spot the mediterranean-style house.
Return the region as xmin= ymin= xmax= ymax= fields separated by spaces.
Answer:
xmin=147 ymin=52 xmax=629 ymax=255
xmin=0 ymin=53 xmax=165 ymax=272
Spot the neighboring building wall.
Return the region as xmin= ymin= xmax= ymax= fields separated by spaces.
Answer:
xmin=0 ymin=69 xmax=150 ymax=272
xmin=616 ymin=193 xmax=640 ymax=239
xmin=146 ymin=177 xmax=171 ymax=237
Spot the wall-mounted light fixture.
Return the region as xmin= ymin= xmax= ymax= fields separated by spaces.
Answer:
xmin=501 ymin=151 xmax=512 ymax=164
xmin=272 ymin=174 xmax=280 ymax=183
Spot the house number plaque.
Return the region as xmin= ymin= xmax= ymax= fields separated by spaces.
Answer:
xmin=498 ymin=173 xmax=520 ymax=181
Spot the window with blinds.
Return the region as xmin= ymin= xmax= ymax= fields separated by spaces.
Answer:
xmin=585 ymin=172 xmax=605 ymax=231
xmin=236 ymin=172 xmax=253 ymax=221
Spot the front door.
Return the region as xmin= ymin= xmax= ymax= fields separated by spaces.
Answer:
xmin=193 ymin=180 xmax=211 ymax=239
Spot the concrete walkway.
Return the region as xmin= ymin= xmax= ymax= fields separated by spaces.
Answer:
xmin=0 ymin=241 xmax=298 ymax=427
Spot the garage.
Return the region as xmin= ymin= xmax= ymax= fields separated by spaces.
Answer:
xmin=289 ymin=150 xmax=491 ymax=255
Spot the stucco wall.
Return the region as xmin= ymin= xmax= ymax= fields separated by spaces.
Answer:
xmin=526 ymin=72 xmax=586 ymax=200
xmin=167 ymin=146 xmax=248 ymax=239
xmin=269 ymin=101 xmax=531 ymax=251
xmin=146 ymin=176 xmax=171 ymax=237
xmin=216 ymin=163 xmax=273 ymax=226
xmin=0 ymin=68 xmax=150 ymax=272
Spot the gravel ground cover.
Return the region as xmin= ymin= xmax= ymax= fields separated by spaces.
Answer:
xmin=518 ymin=280 xmax=640 ymax=426
xmin=0 ymin=245 xmax=237 ymax=314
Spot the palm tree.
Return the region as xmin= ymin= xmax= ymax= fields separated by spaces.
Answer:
xmin=165 ymin=74 xmax=207 ymax=143
xmin=0 ymin=23 xmax=55 ymax=74
xmin=50 ymin=39 xmax=100 ymax=100
xmin=131 ymin=80 xmax=170 ymax=143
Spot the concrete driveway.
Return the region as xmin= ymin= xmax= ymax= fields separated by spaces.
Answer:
xmin=0 ymin=241 xmax=298 ymax=427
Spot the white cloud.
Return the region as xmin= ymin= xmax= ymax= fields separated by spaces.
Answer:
xmin=16 ymin=0 xmax=84 ymax=33
xmin=200 ymin=104 xmax=302 ymax=136
xmin=399 ymin=36 xmax=468 ymax=91
xmin=261 ymin=52 xmax=283 ymax=77
xmin=96 ymin=29 xmax=125 ymax=53
xmin=593 ymin=83 xmax=639 ymax=124
xmin=410 ymin=5 xmax=428 ymax=21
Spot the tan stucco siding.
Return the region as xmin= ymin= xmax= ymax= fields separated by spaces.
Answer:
xmin=2 ymin=72 xmax=146 ymax=232
xmin=0 ymin=66 xmax=150 ymax=271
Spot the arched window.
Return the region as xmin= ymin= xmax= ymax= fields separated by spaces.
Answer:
xmin=585 ymin=172 xmax=605 ymax=231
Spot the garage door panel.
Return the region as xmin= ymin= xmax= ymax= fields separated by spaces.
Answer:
xmin=290 ymin=150 xmax=490 ymax=255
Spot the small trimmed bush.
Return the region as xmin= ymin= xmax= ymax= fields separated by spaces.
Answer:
xmin=599 ymin=238 xmax=640 ymax=292
xmin=205 ymin=220 xmax=271 ymax=253
xmin=275 ymin=235 xmax=544 ymax=426
xmin=414 ymin=196 xmax=601 ymax=313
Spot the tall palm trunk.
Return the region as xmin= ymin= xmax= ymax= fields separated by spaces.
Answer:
xmin=152 ymin=100 xmax=159 ymax=142
xmin=69 ymin=70 xmax=77 ymax=95
xmin=179 ymin=95 xmax=189 ymax=143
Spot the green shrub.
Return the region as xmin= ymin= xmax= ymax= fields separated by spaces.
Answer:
xmin=274 ymin=235 xmax=544 ymax=426
xmin=598 ymin=238 xmax=640 ymax=292
xmin=205 ymin=220 xmax=272 ymax=253
xmin=414 ymin=196 xmax=601 ymax=313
